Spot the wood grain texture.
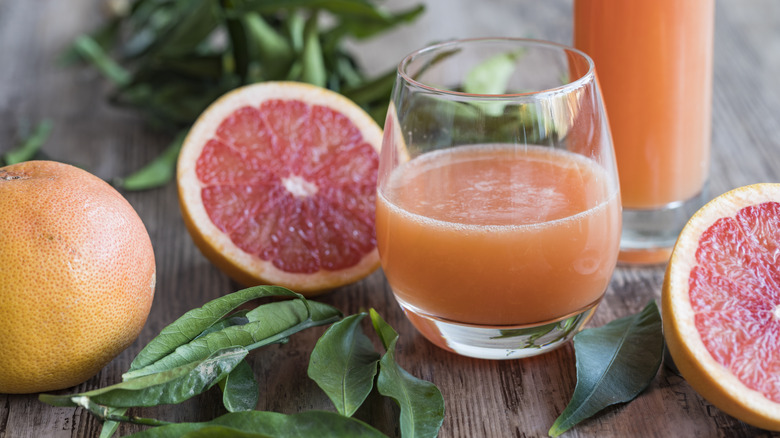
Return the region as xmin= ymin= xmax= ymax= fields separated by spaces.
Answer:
xmin=1 ymin=0 xmax=779 ymax=437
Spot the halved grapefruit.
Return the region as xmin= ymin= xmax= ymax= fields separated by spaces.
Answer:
xmin=663 ymin=183 xmax=780 ymax=430
xmin=177 ymin=82 xmax=383 ymax=296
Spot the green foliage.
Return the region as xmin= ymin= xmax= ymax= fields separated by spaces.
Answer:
xmin=66 ymin=0 xmax=425 ymax=189
xmin=127 ymin=411 xmax=387 ymax=437
xmin=371 ymin=310 xmax=445 ymax=438
xmin=38 ymin=287 xmax=444 ymax=438
xmin=308 ymin=313 xmax=380 ymax=417
xmin=219 ymin=359 xmax=260 ymax=412
xmin=1 ymin=120 xmax=53 ymax=166
xmin=549 ymin=301 xmax=665 ymax=436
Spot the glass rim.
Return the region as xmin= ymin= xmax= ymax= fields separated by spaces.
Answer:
xmin=397 ymin=37 xmax=596 ymax=99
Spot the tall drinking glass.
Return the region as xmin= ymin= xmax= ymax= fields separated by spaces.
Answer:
xmin=574 ymin=0 xmax=715 ymax=264
xmin=376 ymin=38 xmax=622 ymax=359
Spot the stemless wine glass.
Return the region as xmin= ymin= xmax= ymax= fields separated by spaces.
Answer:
xmin=376 ymin=38 xmax=622 ymax=359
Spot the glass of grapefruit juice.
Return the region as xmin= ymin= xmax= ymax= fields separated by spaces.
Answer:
xmin=574 ymin=0 xmax=715 ymax=264
xmin=376 ymin=38 xmax=622 ymax=359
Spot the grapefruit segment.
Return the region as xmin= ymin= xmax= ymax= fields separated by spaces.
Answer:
xmin=178 ymin=82 xmax=382 ymax=295
xmin=663 ymin=183 xmax=780 ymax=430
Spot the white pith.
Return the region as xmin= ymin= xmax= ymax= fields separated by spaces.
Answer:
xmin=282 ymin=174 xmax=318 ymax=198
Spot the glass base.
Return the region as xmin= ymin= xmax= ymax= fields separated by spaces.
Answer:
xmin=619 ymin=188 xmax=708 ymax=265
xmin=398 ymin=300 xmax=601 ymax=360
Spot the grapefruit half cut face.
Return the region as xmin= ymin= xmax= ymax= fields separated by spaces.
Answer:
xmin=663 ymin=183 xmax=780 ymax=430
xmin=177 ymin=82 xmax=383 ymax=295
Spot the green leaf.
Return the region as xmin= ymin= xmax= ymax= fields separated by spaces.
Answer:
xmin=463 ymin=50 xmax=524 ymax=116
xmin=116 ymin=128 xmax=186 ymax=190
xmin=128 ymin=285 xmax=302 ymax=373
xmin=221 ymin=0 xmax=250 ymax=83
xmin=40 ymin=346 xmax=249 ymax=408
xmin=341 ymin=69 xmax=395 ymax=107
xmin=64 ymin=0 xmax=424 ymax=188
xmin=549 ymin=301 xmax=664 ymax=437
xmin=97 ymin=407 xmax=127 ymax=438
xmin=2 ymin=119 xmax=52 ymax=165
xmin=243 ymin=12 xmax=294 ymax=80
xmin=120 ymin=1 xmax=180 ymax=57
xmin=72 ymin=35 xmax=132 ymax=86
xmin=330 ymin=4 xmax=425 ymax=39
xmin=219 ymin=358 xmax=259 ymax=412
xmin=125 ymin=410 xmax=387 ymax=438
xmin=173 ymin=426 xmax=275 ymax=438
xmin=369 ymin=309 xmax=396 ymax=351
xmin=301 ymin=12 xmax=327 ymax=87
xmin=147 ymin=0 xmax=221 ymax=58
xmin=124 ymin=299 xmax=340 ymax=379
xmin=195 ymin=309 xmax=251 ymax=340
xmin=370 ymin=310 xmax=445 ymax=438
xmin=308 ymin=313 xmax=380 ymax=417
xmin=492 ymin=312 xmax=587 ymax=350
xmin=463 ymin=50 xmax=522 ymax=95
xmin=68 ymin=397 xmax=171 ymax=428
xmin=60 ymin=19 xmax=121 ymax=66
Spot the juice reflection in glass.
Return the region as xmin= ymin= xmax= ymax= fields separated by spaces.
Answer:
xmin=376 ymin=38 xmax=622 ymax=359
xmin=574 ymin=0 xmax=715 ymax=264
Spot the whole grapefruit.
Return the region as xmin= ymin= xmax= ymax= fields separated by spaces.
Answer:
xmin=0 ymin=160 xmax=156 ymax=394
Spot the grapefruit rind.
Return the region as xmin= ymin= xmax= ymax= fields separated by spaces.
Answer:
xmin=177 ymin=81 xmax=383 ymax=295
xmin=663 ymin=183 xmax=780 ymax=431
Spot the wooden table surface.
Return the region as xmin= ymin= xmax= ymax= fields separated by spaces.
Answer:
xmin=2 ymin=0 xmax=780 ymax=437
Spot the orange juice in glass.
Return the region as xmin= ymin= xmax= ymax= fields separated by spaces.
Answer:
xmin=574 ymin=0 xmax=715 ymax=264
xmin=377 ymin=38 xmax=621 ymax=359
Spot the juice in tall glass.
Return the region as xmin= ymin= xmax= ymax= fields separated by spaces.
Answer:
xmin=376 ymin=144 xmax=621 ymax=328
xmin=574 ymin=0 xmax=714 ymax=262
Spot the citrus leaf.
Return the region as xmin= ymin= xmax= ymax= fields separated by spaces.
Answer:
xmin=168 ymin=426 xmax=274 ymax=438
xmin=2 ymin=119 xmax=52 ymax=165
xmin=40 ymin=346 xmax=248 ymax=408
xmin=195 ymin=309 xmax=251 ymax=340
xmin=121 ymin=0 xmax=185 ymax=58
xmin=124 ymin=299 xmax=340 ymax=379
xmin=463 ymin=50 xmax=524 ymax=116
xmin=243 ymin=12 xmax=294 ymax=80
xmin=98 ymin=407 xmax=127 ymax=438
xmin=116 ymin=129 xmax=185 ymax=191
xmin=308 ymin=313 xmax=380 ymax=416
xmin=369 ymin=309 xmax=397 ymax=351
xmin=68 ymin=397 xmax=171 ymax=428
xmin=301 ymin=12 xmax=327 ymax=87
xmin=463 ymin=50 xmax=522 ymax=96
xmin=331 ymin=4 xmax=425 ymax=39
xmin=125 ymin=410 xmax=387 ymax=438
xmin=548 ymin=301 xmax=664 ymax=437
xmin=72 ymin=35 xmax=132 ymax=86
xmin=219 ymin=358 xmax=259 ymax=412
xmin=341 ymin=69 xmax=395 ymax=108
xmin=145 ymin=0 xmax=220 ymax=58
xmin=127 ymin=285 xmax=302 ymax=373
xmin=59 ymin=18 xmax=120 ymax=66
xmin=222 ymin=0 xmax=250 ymax=82
xmin=370 ymin=310 xmax=445 ymax=438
